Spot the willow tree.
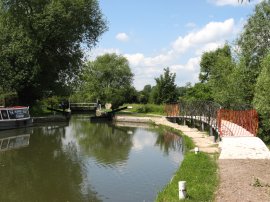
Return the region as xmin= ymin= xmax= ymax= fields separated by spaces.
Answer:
xmin=0 ymin=0 xmax=107 ymax=105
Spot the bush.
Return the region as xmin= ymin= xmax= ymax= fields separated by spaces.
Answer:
xmin=126 ymin=104 xmax=165 ymax=115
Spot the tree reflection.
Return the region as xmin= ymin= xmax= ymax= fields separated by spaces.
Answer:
xmin=154 ymin=130 xmax=184 ymax=155
xmin=72 ymin=117 xmax=135 ymax=166
xmin=0 ymin=125 xmax=101 ymax=202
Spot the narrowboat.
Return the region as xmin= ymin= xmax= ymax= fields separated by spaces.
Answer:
xmin=0 ymin=106 xmax=33 ymax=130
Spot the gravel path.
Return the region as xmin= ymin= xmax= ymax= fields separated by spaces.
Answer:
xmin=216 ymin=160 xmax=270 ymax=202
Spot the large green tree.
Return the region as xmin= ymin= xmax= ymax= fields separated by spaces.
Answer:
xmin=82 ymin=53 xmax=134 ymax=109
xmin=151 ymin=67 xmax=178 ymax=104
xmin=237 ymin=0 xmax=270 ymax=103
xmin=253 ymin=53 xmax=270 ymax=142
xmin=0 ymin=0 xmax=107 ymax=105
xmin=181 ymin=83 xmax=212 ymax=102
xmin=199 ymin=45 xmax=241 ymax=106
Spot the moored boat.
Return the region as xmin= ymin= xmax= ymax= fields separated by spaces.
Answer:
xmin=0 ymin=106 xmax=33 ymax=130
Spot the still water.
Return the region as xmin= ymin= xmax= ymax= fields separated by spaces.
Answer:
xmin=0 ymin=116 xmax=184 ymax=202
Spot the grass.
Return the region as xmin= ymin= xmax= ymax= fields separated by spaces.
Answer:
xmin=156 ymin=136 xmax=218 ymax=202
xmin=123 ymin=103 xmax=165 ymax=115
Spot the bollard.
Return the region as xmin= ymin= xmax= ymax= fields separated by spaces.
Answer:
xmin=195 ymin=147 xmax=199 ymax=154
xmin=178 ymin=181 xmax=186 ymax=199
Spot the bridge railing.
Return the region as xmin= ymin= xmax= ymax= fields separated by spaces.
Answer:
xmin=217 ymin=109 xmax=258 ymax=136
xmin=69 ymin=102 xmax=97 ymax=111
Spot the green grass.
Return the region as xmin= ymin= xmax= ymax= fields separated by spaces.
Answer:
xmin=156 ymin=143 xmax=218 ymax=202
xmin=123 ymin=103 xmax=165 ymax=115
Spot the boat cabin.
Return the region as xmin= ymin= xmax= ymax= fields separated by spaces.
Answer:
xmin=0 ymin=106 xmax=30 ymax=120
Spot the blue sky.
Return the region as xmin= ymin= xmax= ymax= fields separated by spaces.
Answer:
xmin=88 ymin=0 xmax=261 ymax=90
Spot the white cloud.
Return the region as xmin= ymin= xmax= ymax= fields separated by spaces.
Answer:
xmin=124 ymin=53 xmax=145 ymax=66
xmin=116 ymin=32 xmax=129 ymax=42
xmin=171 ymin=57 xmax=201 ymax=72
xmin=209 ymin=0 xmax=246 ymax=6
xmin=88 ymin=18 xmax=238 ymax=90
xmin=172 ymin=19 xmax=234 ymax=53
xmin=209 ymin=0 xmax=262 ymax=6
xmin=195 ymin=42 xmax=224 ymax=55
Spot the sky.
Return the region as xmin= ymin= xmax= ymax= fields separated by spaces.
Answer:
xmin=87 ymin=0 xmax=261 ymax=90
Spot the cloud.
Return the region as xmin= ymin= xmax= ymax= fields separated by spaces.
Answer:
xmin=88 ymin=18 xmax=238 ymax=90
xmin=172 ymin=18 xmax=234 ymax=53
xmin=170 ymin=57 xmax=200 ymax=72
xmin=124 ymin=53 xmax=145 ymax=66
xmin=116 ymin=32 xmax=129 ymax=42
xmin=209 ymin=0 xmax=262 ymax=6
xmin=195 ymin=42 xmax=224 ymax=55
xmin=209 ymin=0 xmax=246 ymax=6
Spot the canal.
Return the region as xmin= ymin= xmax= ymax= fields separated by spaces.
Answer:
xmin=0 ymin=115 xmax=185 ymax=202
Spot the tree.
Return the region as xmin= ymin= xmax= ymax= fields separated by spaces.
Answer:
xmin=181 ymin=83 xmax=213 ymax=102
xmin=0 ymin=0 xmax=107 ymax=105
xmin=151 ymin=67 xmax=178 ymax=104
xmin=253 ymin=53 xmax=270 ymax=142
xmin=199 ymin=45 xmax=240 ymax=106
xmin=138 ymin=84 xmax=152 ymax=104
xmin=237 ymin=0 xmax=270 ymax=102
xmin=82 ymin=53 xmax=134 ymax=109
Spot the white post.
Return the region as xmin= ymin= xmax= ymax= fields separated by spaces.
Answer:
xmin=179 ymin=181 xmax=187 ymax=199
xmin=195 ymin=147 xmax=199 ymax=154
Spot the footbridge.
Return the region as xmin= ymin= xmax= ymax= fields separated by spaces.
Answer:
xmin=165 ymin=101 xmax=258 ymax=137
xmin=69 ymin=102 xmax=97 ymax=112
xmin=165 ymin=101 xmax=270 ymax=159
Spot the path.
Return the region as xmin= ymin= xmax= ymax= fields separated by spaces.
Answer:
xmin=219 ymin=136 xmax=270 ymax=159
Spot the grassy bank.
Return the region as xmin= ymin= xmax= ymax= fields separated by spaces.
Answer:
xmin=123 ymin=103 xmax=165 ymax=115
xmin=156 ymin=132 xmax=218 ymax=202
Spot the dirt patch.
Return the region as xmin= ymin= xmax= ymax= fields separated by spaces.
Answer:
xmin=216 ymin=160 xmax=270 ymax=202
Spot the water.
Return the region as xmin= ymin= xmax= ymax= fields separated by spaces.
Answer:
xmin=0 ymin=115 xmax=184 ymax=202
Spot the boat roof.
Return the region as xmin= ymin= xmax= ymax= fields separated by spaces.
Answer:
xmin=0 ymin=106 xmax=29 ymax=110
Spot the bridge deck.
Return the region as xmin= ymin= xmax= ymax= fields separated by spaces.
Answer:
xmin=168 ymin=116 xmax=256 ymax=137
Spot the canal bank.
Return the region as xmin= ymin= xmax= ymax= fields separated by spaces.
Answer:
xmin=115 ymin=115 xmax=219 ymax=153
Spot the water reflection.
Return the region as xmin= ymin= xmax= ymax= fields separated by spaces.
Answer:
xmin=0 ymin=123 xmax=101 ymax=202
xmin=155 ymin=131 xmax=184 ymax=155
xmin=70 ymin=116 xmax=135 ymax=166
xmin=0 ymin=129 xmax=31 ymax=152
xmin=0 ymin=116 xmax=184 ymax=202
